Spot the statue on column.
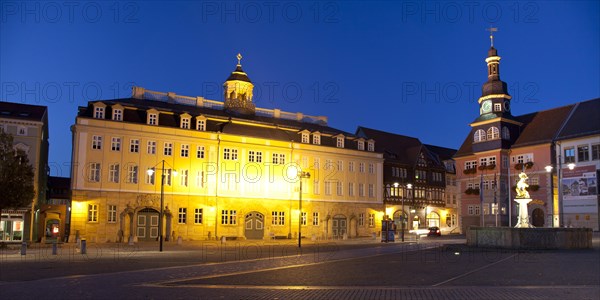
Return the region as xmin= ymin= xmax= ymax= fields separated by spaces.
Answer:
xmin=514 ymin=172 xmax=533 ymax=228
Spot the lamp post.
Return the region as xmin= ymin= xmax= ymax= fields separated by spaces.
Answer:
xmin=393 ymin=182 xmax=405 ymax=242
xmin=297 ymin=171 xmax=311 ymax=248
xmin=407 ymin=183 xmax=413 ymax=234
xmin=147 ymin=160 xmax=177 ymax=252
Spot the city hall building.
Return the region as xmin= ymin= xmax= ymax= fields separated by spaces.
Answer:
xmin=69 ymin=57 xmax=384 ymax=243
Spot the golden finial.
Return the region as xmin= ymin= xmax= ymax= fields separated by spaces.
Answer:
xmin=486 ymin=27 xmax=498 ymax=47
xmin=237 ymin=53 xmax=242 ymax=65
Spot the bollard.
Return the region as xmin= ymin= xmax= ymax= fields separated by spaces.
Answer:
xmin=81 ymin=238 xmax=87 ymax=254
xmin=177 ymin=236 xmax=182 ymax=245
xmin=20 ymin=241 xmax=27 ymax=256
xmin=128 ymin=236 xmax=134 ymax=246
xmin=52 ymin=241 xmax=58 ymax=255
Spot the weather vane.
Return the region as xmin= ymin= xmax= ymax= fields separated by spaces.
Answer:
xmin=237 ymin=53 xmax=242 ymax=65
xmin=486 ymin=27 xmax=498 ymax=47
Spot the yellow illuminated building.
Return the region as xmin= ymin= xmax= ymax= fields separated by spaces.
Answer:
xmin=69 ymin=56 xmax=384 ymax=242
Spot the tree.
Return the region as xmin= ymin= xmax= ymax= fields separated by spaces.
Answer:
xmin=0 ymin=131 xmax=35 ymax=237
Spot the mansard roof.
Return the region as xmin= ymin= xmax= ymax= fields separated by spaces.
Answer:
xmin=556 ymin=98 xmax=600 ymax=140
xmin=0 ymin=101 xmax=48 ymax=122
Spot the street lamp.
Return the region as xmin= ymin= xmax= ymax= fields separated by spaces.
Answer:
xmin=547 ymin=163 xmax=575 ymax=228
xmin=407 ymin=183 xmax=413 ymax=234
xmin=393 ymin=182 xmax=405 ymax=242
xmin=146 ymin=160 xmax=177 ymax=252
xmin=297 ymin=171 xmax=310 ymax=248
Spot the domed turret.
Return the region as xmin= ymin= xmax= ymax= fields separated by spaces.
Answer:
xmin=223 ymin=53 xmax=255 ymax=115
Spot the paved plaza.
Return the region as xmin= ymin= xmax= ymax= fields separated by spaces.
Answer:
xmin=0 ymin=234 xmax=598 ymax=299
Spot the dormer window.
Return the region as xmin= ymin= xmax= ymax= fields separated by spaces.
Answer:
xmin=181 ymin=118 xmax=190 ymax=129
xmin=336 ymin=136 xmax=344 ymax=148
xmin=312 ymin=132 xmax=321 ymax=145
xmin=147 ymin=110 xmax=158 ymax=126
xmin=196 ymin=116 xmax=206 ymax=131
xmin=94 ymin=106 xmax=105 ymax=119
xmin=487 ymin=127 xmax=499 ymax=140
xmin=112 ymin=109 xmax=122 ymax=121
xmin=357 ymin=140 xmax=365 ymax=151
xmin=301 ymin=132 xmax=309 ymax=143
xmin=367 ymin=140 xmax=374 ymax=152
xmin=474 ymin=129 xmax=486 ymax=142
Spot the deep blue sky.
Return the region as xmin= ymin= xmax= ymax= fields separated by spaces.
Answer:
xmin=1 ymin=1 xmax=599 ymax=177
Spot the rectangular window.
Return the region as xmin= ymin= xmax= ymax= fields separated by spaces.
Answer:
xmin=130 ymin=139 xmax=139 ymax=153
xmin=272 ymin=153 xmax=285 ymax=165
xmin=94 ymin=107 xmax=105 ymax=119
xmin=301 ymin=133 xmax=309 ymax=143
xmin=196 ymin=171 xmax=204 ymax=187
xmin=324 ymin=159 xmax=332 ymax=170
xmin=337 ymin=160 xmax=343 ymax=171
xmin=221 ymin=210 xmax=237 ymax=225
xmin=348 ymin=161 xmax=354 ymax=172
xmin=359 ymin=163 xmax=365 ymax=173
xmin=592 ymin=144 xmax=600 ymax=161
xmin=147 ymin=141 xmax=156 ymax=154
xmin=474 ymin=205 xmax=480 ymax=215
xmin=180 ymin=169 xmax=188 ymax=187
xmin=90 ymin=163 xmax=101 ymax=182
xmin=314 ymin=158 xmax=320 ymax=170
xmin=465 ymin=160 xmax=477 ymax=169
xmin=368 ymin=163 xmax=374 ymax=174
xmin=108 ymin=205 xmax=117 ymax=223
xmin=111 ymin=137 xmax=121 ymax=151
xmin=494 ymin=103 xmax=502 ymax=112
xmin=223 ymin=148 xmax=238 ymax=160
xmin=92 ymin=135 xmax=102 ymax=150
xmin=358 ymin=213 xmax=365 ymax=226
xmin=301 ymin=212 xmax=307 ymax=226
xmin=368 ymin=213 xmax=375 ymax=227
xmin=196 ymin=146 xmax=205 ymax=159
xmin=336 ymin=137 xmax=344 ymax=148
xmin=146 ymin=168 xmax=155 ymax=185
xmin=312 ymin=212 xmax=319 ymax=226
xmin=359 ymin=183 xmax=365 ymax=197
xmin=468 ymin=205 xmax=474 ymax=215
xmin=313 ymin=134 xmax=320 ymax=145
xmin=324 ymin=181 xmax=332 ymax=195
xmin=178 ymin=208 xmax=187 ymax=224
xmin=181 ymin=144 xmax=189 ymax=157
xmin=148 ymin=113 xmax=157 ymax=125
xmin=348 ymin=182 xmax=354 ymax=196
xmin=194 ymin=208 xmax=203 ymax=224
xmin=127 ymin=165 xmax=138 ymax=184
xmin=313 ymin=180 xmax=320 ymax=194
xmin=368 ymin=184 xmax=374 ymax=197
xmin=358 ymin=141 xmax=365 ymax=150
xmin=112 ymin=109 xmax=122 ymax=121
xmin=248 ymin=150 xmax=263 ymax=163
xmin=271 ymin=211 xmax=285 ymax=226
xmin=165 ymin=169 xmax=173 ymax=186
xmin=564 ymin=147 xmax=575 ymax=163
xmin=109 ymin=164 xmax=120 ymax=183
xmin=196 ymin=119 xmax=206 ymax=131
xmin=164 ymin=142 xmax=173 ymax=156
xmin=88 ymin=204 xmax=98 ymax=222
xmin=336 ymin=181 xmax=343 ymax=196
xmin=368 ymin=142 xmax=374 ymax=152
xmin=181 ymin=118 xmax=190 ymax=129
xmin=577 ymin=145 xmax=589 ymax=162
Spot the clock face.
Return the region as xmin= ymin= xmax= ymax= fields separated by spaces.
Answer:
xmin=482 ymin=100 xmax=492 ymax=113
xmin=504 ymin=100 xmax=510 ymax=111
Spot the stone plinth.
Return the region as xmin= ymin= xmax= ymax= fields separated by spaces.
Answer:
xmin=514 ymin=198 xmax=533 ymax=228
xmin=467 ymin=227 xmax=592 ymax=249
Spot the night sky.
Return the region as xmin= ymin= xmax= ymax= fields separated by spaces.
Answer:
xmin=1 ymin=1 xmax=598 ymax=177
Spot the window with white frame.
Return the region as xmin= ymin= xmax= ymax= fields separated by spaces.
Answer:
xmin=336 ymin=136 xmax=344 ymax=148
xmin=324 ymin=181 xmax=332 ymax=195
xmin=221 ymin=210 xmax=237 ymax=225
xmin=127 ymin=165 xmax=138 ymax=184
xmin=564 ymin=147 xmax=575 ymax=163
xmin=108 ymin=205 xmax=117 ymax=223
xmin=112 ymin=109 xmax=122 ymax=121
xmin=111 ymin=137 xmax=121 ymax=151
xmin=94 ymin=106 xmax=105 ymax=119
xmin=368 ymin=184 xmax=374 ymax=197
xmin=312 ymin=212 xmax=319 ymax=226
xmin=494 ymin=103 xmax=502 ymax=112
xmin=359 ymin=183 xmax=365 ymax=197
xmin=358 ymin=140 xmax=365 ymax=150
xmin=89 ymin=163 xmax=101 ymax=182
xmin=88 ymin=204 xmax=98 ymax=222
xmin=109 ymin=164 xmax=120 ymax=183
xmin=474 ymin=129 xmax=486 ymax=142
xmin=181 ymin=117 xmax=190 ymax=129
xmin=468 ymin=205 xmax=474 ymax=215
xmin=301 ymin=132 xmax=309 ymax=143
xmin=302 ymin=156 xmax=309 ymax=168
xmin=337 ymin=160 xmax=343 ymax=171
xmin=487 ymin=127 xmax=500 ymax=140
xmin=529 ymin=176 xmax=539 ymax=185
xmin=146 ymin=168 xmax=155 ymax=185
xmin=130 ymin=139 xmax=139 ymax=153
xmin=178 ymin=208 xmax=187 ymax=224
xmin=195 ymin=171 xmax=204 ymax=187
xmin=348 ymin=182 xmax=354 ymax=196
xmin=181 ymin=144 xmax=189 ymax=157
xmin=148 ymin=113 xmax=158 ymax=125
xmin=314 ymin=158 xmax=320 ymax=170
xmin=313 ymin=180 xmax=320 ymax=194
xmin=194 ymin=208 xmax=203 ymax=224
xmin=223 ymin=148 xmax=238 ymax=160
xmin=196 ymin=118 xmax=206 ymax=131
xmin=592 ymin=144 xmax=600 ymax=161
xmin=368 ymin=213 xmax=375 ymax=227
xmin=272 ymin=153 xmax=285 ymax=165
xmin=512 ymin=153 xmax=534 ymax=164
xmin=301 ymin=212 xmax=307 ymax=226
xmin=165 ymin=169 xmax=173 ymax=186
xmin=359 ymin=162 xmax=365 ymax=173
xmin=358 ymin=213 xmax=365 ymax=226
xmin=312 ymin=133 xmax=321 ymax=145
xmin=349 ymin=161 xmax=355 ymax=172
xmin=180 ymin=169 xmax=188 ymax=186
xmin=196 ymin=146 xmax=205 ymax=159
xmin=163 ymin=142 xmax=173 ymax=156
xmin=578 ymin=145 xmax=590 ymax=162
xmin=368 ymin=163 xmax=374 ymax=174
xmin=147 ymin=141 xmax=156 ymax=154
xmin=92 ymin=135 xmax=102 ymax=150
xmin=336 ymin=181 xmax=343 ymax=196
xmin=474 ymin=205 xmax=480 ymax=215
xmin=465 ymin=160 xmax=477 ymax=170
xmin=368 ymin=141 xmax=374 ymax=152
xmin=271 ymin=211 xmax=285 ymax=225
xmin=248 ymin=150 xmax=262 ymax=163
xmin=325 ymin=159 xmax=333 ymax=170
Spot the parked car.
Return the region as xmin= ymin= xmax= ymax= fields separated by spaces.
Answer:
xmin=427 ymin=226 xmax=441 ymax=237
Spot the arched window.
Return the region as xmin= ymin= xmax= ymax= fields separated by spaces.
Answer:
xmin=487 ymin=127 xmax=499 ymax=140
xmin=474 ymin=129 xmax=486 ymax=142
xmin=502 ymin=126 xmax=510 ymax=140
